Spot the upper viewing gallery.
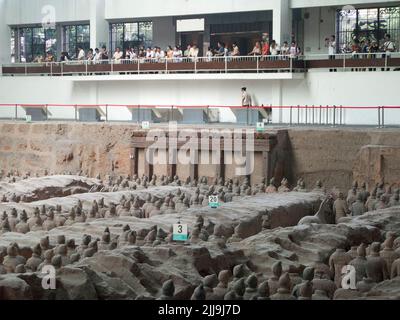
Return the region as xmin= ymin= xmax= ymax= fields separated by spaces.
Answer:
xmin=1 ymin=0 xmax=400 ymax=76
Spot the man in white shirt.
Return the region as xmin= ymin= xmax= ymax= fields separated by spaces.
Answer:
xmin=327 ymin=35 xmax=336 ymax=60
xmin=189 ymin=44 xmax=199 ymax=61
xmin=241 ymin=87 xmax=252 ymax=107
xmin=382 ymin=34 xmax=396 ymax=57
xmin=77 ymin=47 xmax=85 ymax=61
xmin=93 ymin=48 xmax=100 ymax=63
xmin=113 ymin=47 xmax=123 ymax=64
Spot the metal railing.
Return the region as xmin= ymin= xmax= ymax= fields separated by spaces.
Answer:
xmin=1 ymin=54 xmax=307 ymax=76
xmin=2 ymin=52 xmax=400 ymax=77
xmin=0 ymin=103 xmax=398 ymax=127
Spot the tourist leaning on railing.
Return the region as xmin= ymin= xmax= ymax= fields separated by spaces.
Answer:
xmin=77 ymin=47 xmax=85 ymax=62
xmin=248 ymin=41 xmax=262 ymax=56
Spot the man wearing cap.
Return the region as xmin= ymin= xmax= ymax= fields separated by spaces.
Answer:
xmin=241 ymin=87 xmax=252 ymax=107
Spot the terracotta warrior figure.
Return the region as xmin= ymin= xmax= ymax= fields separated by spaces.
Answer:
xmin=270 ymin=273 xmax=296 ymax=300
xmin=256 ymin=281 xmax=270 ymax=300
xmin=366 ymin=188 xmax=377 ymax=212
xmin=38 ymin=249 xmax=54 ymax=271
xmin=268 ymin=261 xmax=283 ymax=295
xmin=213 ymin=270 xmax=232 ymax=300
xmin=27 ymin=207 xmax=41 ymax=230
xmin=349 ymin=244 xmax=368 ymax=283
xmin=278 ymin=178 xmax=290 ymax=193
xmin=203 ymin=274 xmax=218 ymax=300
xmin=43 ymin=209 xmax=57 ymax=231
xmin=3 ymin=243 xmax=26 ymax=273
xmin=243 ymin=274 xmax=259 ymax=300
xmin=365 ymin=242 xmax=389 ymax=283
xmin=380 ymin=232 xmax=397 ymax=273
xmin=158 ymin=279 xmax=175 ymax=300
xmin=351 ymin=193 xmax=366 ymax=216
xmin=265 ymin=178 xmax=277 ymax=194
xmin=8 ymin=208 xmax=19 ymax=232
xmin=333 ymin=192 xmax=350 ymax=223
xmin=311 ymin=270 xmax=336 ymax=299
xmin=329 ymin=247 xmax=352 ymax=288
xmin=15 ymin=210 xmax=29 ymax=234
xmin=64 ymin=208 xmax=76 ymax=226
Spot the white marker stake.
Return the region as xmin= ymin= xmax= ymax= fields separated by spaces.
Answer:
xmin=209 ymin=195 xmax=220 ymax=208
xmin=173 ymin=223 xmax=188 ymax=241
xmin=256 ymin=122 xmax=265 ymax=132
xmin=141 ymin=121 xmax=150 ymax=130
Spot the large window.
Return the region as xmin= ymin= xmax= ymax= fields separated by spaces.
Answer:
xmin=110 ymin=21 xmax=153 ymax=53
xmin=63 ymin=25 xmax=90 ymax=59
xmin=11 ymin=28 xmax=17 ymax=62
xmin=337 ymin=6 xmax=400 ymax=52
xmin=17 ymin=27 xmax=57 ymax=62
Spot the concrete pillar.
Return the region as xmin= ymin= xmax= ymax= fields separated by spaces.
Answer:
xmin=90 ymin=0 xmax=108 ymax=50
xmin=272 ymin=0 xmax=292 ymax=45
xmin=203 ymin=21 xmax=211 ymax=58
xmin=0 ymin=0 xmax=10 ymax=68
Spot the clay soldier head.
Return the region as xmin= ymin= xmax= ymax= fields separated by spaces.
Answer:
xmin=272 ymin=261 xmax=283 ymax=279
xmin=257 ymin=281 xmax=270 ymax=300
xmin=191 ymin=284 xmax=206 ymax=300
xmin=160 ymin=279 xmax=175 ymax=300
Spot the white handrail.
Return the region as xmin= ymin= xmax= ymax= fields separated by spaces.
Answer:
xmin=2 ymin=52 xmax=400 ymax=75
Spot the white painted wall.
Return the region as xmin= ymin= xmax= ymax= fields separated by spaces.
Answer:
xmin=4 ymin=0 xmax=91 ymax=25
xmin=90 ymin=0 xmax=108 ymax=49
xmin=303 ymin=6 xmax=336 ymax=54
xmin=273 ymin=0 xmax=292 ymax=45
xmin=153 ymin=17 xmax=176 ymax=50
xmin=104 ymin=0 xmax=281 ymax=19
xmin=0 ymin=72 xmax=399 ymax=125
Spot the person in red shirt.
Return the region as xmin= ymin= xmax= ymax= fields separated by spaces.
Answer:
xmin=262 ymin=40 xmax=270 ymax=56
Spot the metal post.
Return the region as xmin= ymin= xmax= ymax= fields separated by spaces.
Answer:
xmin=312 ymin=105 xmax=315 ymax=125
xmin=257 ymin=56 xmax=259 ymax=74
xmin=45 ymin=104 xmax=48 ymax=121
xmin=333 ymin=105 xmax=336 ymax=127
xmin=61 ymin=62 xmax=64 ymax=77
xmin=50 ymin=63 xmax=53 ymax=77
xmin=343 ymin=54 xmax=346 ymax=71
xmin=138 ymin=105 xmax=140 ymax=124
xmin=225 ymin=56 xmax=228 ymax=73
xmin=340 ymin=105 xmax=343 ymax=125
xmin=246 ymin=106 xmax=249 ymax=126
xmin=305 ymin=105 xmax=308 ymax=125
xmin=385 ymin=55 xmax=388 ymax=70
xmin=290 ymin=57 xmax=293 ymax=72
xmin=297 ymin=105 xmax=300 ymax=125
xmin=290 ymin=106 xmax=293 ymax=126
xmin=194 ymin=59 xmax=197 ymax=74
xmin=15 ymin=104 xmax=18 ymax=120
xmin=165 ymin=58 xmax=168 ymax=74
xmin=111 ymin=59 xmax=113 ymax=74
xmin=378 ymin=106 xmax=381 ymax=128
xmin=85 ymin=60 xmax=88 ymax=76
xmin=326 ymin=105 xmax=329 ymax=125
xmin=382 ymin=106 xmax=385 ymax=128
xmin=319 ymin=105 xmax=322 ymax=125
xmin=75 ymin=105 xmax=78 ymax=121
xmin=105 ymin=104 xmax=108 ymax=122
